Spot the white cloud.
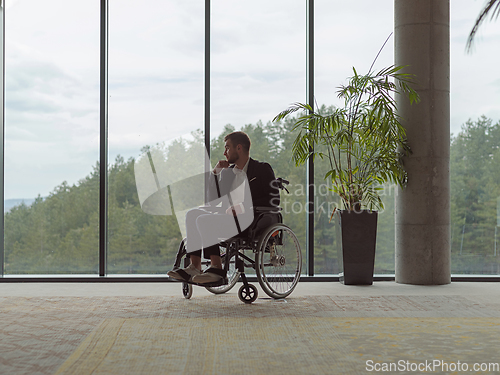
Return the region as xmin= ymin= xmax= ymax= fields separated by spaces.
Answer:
xmin=4 ymin=0 xmax=100 ymax=199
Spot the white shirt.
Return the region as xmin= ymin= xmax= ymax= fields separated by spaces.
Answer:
xmin=230 ymin=158 xmax=250 ymax=207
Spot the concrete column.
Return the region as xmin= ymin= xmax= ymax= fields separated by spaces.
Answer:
xmin=394 ymin=0 xmax=451 ymax=284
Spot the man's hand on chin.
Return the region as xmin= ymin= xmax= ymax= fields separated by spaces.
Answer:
xmin=213 ymin=160 xmax=230 ymax=174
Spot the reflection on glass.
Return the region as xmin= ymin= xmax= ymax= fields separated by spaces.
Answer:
xmin=4 ymin=0 xmax=100 ymax=274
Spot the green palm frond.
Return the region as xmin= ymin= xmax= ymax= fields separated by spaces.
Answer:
xmin=466 ymin=0 xmax=500 ymax=52
xmin=274 ymin=64 xmax=420 ymax=211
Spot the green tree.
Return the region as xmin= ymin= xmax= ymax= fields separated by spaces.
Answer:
xmin=10 ymin=115 xmax=499 ymax=276
xmin=450 ymin=116 xmax=500 ymax=273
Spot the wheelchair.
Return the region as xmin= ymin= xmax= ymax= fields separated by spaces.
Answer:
xmin=170 ymin=178 xmax=302 ymax=304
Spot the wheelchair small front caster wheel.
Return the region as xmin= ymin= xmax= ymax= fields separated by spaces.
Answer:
xmin=182 ymin=282 xmax=193 ymax=299
xmin=238 ymin=284 xmax=258 ymax=304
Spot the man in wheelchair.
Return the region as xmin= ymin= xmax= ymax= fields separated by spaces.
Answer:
xmin=167 ymin=131 xmax=280 ymax=285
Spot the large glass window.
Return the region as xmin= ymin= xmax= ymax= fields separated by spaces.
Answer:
xmin=4 ymin=0 xmax=100 ymax=274
xmin=3 ymin=1 xmax=499 ymax=278
xmin=211 ymin=0 xmax=307 ymax=272
xmin=314 ymin=0 xmax=395 ymax=275
xmin=107 ymin=0 xmax=204 ymax=274
xmin=450 ymin=0 xmax=500 ymax=275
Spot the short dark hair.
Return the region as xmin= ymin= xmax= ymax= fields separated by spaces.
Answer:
xmin=224 ymin=131 xmax=251 ymax=153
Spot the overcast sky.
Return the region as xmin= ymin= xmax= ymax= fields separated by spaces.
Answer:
xmin=3 ymin=0 xmax=500 ymax=200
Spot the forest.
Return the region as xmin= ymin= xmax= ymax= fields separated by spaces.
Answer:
xmin=3 ymin=114 xmax=500 ymax=275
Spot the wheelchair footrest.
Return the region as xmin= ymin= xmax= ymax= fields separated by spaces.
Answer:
xmin=171 ymin=277 xmax=229 ymax=288
xmin=200 ymin=278 xmax=229 ymax=288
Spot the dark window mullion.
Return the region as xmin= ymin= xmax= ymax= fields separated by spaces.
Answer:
xmin=204 ymin=0 xmax=211 ymax=202
xmin=306 ymin=0 xmax=314 ymax=276
xmin=99 ymin=0 xmax=108 ymax=277
xmin=205 ymin=0 xmax=210 ymax=157
xmin=0 ymin=2 xmax=5 ymax=277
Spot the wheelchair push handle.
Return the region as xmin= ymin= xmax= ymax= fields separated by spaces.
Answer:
xmin=275 ymin=177 xmax=290 ymax=194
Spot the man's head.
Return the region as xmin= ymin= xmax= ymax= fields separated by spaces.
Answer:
xmin=223 ymin=131 xmax=251 ymax=164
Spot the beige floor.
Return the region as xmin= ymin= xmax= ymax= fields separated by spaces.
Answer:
xmin=1 ymin=280 xmax=500 ymax=298
xmin=1 ymin=282 xmax=500 ymax=375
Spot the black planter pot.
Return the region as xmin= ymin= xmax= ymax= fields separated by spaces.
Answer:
xmin=338 ymin=210 xmax=378 ymax=285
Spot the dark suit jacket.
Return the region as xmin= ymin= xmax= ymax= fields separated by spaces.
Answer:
xmin=208 ymin=158 xmax=279 ymax=211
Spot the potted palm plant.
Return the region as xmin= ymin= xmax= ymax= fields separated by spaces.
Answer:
xmin=273 ymin=64 xmax=420 ymax=284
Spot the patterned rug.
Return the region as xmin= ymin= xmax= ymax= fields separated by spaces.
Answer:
xmin=1 ymin=293 xmax=500 ymax=375
xmin=55 ymin=317 xmax=500 ymax=375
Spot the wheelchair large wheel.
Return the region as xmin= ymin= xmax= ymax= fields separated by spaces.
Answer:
xmin=255 ymin=223 xmax=302 ymax=299
xmin=205 ymin=246 xmax=241 ymax=295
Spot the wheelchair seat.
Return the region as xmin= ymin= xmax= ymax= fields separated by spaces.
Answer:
xmin=220 ymin=206 xmax=282 ymax=249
